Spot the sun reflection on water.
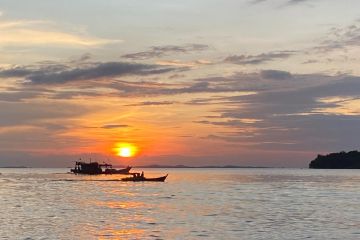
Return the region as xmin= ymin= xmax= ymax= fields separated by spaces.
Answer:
xmin=97 ymin=228 xmax=145 ymax=240
xmin=94 ymin=201 xmax=147 ymax=209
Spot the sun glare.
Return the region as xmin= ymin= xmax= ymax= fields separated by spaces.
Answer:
xmin=114 ymin=143 xmax=138 ymax=158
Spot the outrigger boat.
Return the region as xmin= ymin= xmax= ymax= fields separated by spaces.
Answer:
xmin=70 ymin=161 xmax=131 ymax=175
xmin=121 ymin=173 xmax=168 ymax=182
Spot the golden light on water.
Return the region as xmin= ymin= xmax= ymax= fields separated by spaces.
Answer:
xmin=114 ymin=143 xmax=138 ymax=158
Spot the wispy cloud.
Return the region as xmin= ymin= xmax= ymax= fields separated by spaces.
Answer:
xmin=101 ymin=124 xmax=129 ymax=129
xmin=122 ymin=44 xmax=209 ymax=60
xmin=0 ymin=19 xmax=120 ymax=47
xmin=287 ymin=0 xmax=309 ymax=5
xmin=126 ymin=101 xmax=176 ymax=106
xmin=250 ymin=0 xmax=267 ymax=4
xmin=156 ymin=59 xmax=212 ymax=68
xmin=316 ymin=23 xmax=360 ymax=52
xmin=224 ymin=51 xmax=295 ymax=65
xmin=251 ymin=0 xmax=311 ymax=5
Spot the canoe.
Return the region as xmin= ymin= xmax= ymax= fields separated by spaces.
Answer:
xmin=121 ymin=174 xmax=168 ymax=182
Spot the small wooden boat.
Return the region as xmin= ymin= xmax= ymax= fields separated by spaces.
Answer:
xmin=121 ymin=174 xmax=168 ymax=182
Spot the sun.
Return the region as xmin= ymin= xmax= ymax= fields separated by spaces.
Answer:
xmin=114 ymin=143 xmax=138 ymax=158
xmin=119 ymin=147 xmax=132 ymax=157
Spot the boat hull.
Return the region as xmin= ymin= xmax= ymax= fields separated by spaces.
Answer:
xmin=104 ymin=166 xmax=132 ymax=174
xmin=121 ymin=174 xmax=168 ymax=182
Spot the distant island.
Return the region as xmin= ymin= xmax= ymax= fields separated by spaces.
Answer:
xmin=132 ymin=164 xmax=271 ymax=169
xmin=0 ymin=166 xmax=29 ymax=168
xmin=309 ymin=150 xmax=360 ymax=169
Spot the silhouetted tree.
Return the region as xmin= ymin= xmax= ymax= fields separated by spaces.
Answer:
xmin=309 ymin=150 xmax=360 ymax=169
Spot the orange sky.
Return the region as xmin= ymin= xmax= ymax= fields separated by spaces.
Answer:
xmin=1 ymin=1 xmax=360 ymax=167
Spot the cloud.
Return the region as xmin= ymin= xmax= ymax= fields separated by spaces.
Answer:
xmin=69 ymin=53 xmax=93 ymax=64
xmin=316 ymin=23 xmax=360 ymax=52
xmin=261 ymin=70 xmax=292 ymax=80
xmin=109 ymin=80 xmax=216 ymax=96
xmin=122 ymin=44 xmax=209 ymax=60
xmin=0 ymin=67 xmax=36 ymax=78
xmin=0 ymin=62 xmax=176 ymax=84
xmin=224 ymin=51 xmax=294 ymax=65
xmin=126 ymin=101 xmax=175 ymax=106
xmin=101 ymin=124 xmax=129 ymax=129
xmin=0 ymin=62 xmax=262 ymax=98
xmin=169 ymin=74 xmax=186 ymax=79
xmin=220 ymin=76 xmax=360 ymax=119
xmin=250 ymin=0 xmax=267 ymax=4
xmin=107 ymin=70 xmax=327 ymax=98
xmin=156 ymin=59 xmax=212 ymax=68
xmin=250 ymin=0 xmax=310 ymax=5
xmin=99 ymin=76 xmax=255 ymax=98
xmin=1 ymin=67 xmax=360 ymax=167
xmin=0 ymin=19 xmax=119 ymax=47
xmin=195 ymin=74 xmax=360 ymax=152
xmin=302 ymin=59 xmax=318 ymax=64
xmin=287 ymin=0 xmax=309 ymax=5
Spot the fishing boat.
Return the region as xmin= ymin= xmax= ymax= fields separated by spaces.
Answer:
xmin=121 ymin=174 xmax=168 ymax=182
xmin=70 ymin=161 xmax=131 ymax=175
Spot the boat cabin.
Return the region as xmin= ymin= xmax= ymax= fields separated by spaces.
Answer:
xmin=71 ymin=161 xmax=112 ymax=175
xmin=70 ymin=161 xmax=131 ymax=175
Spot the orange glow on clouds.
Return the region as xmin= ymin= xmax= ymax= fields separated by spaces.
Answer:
xmin=113 ymin=143 xmax=138 ymax=158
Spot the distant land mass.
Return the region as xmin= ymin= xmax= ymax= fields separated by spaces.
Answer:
xmin=0 ymin=166 xmax=29 ymax=168
xmin=131 ymin=164 xmax=271 ymax=169
xmin=309 ymin=151 xmax=360 ymax=169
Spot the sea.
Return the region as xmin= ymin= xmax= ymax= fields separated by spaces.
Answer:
xmin=0 ymin=168 xmax=359 ymax=240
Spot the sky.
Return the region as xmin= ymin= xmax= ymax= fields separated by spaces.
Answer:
xmin=1 ymin=0 xmax=360 ymax=167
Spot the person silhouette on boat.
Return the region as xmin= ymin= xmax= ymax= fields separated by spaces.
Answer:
xmin=141 ymin=171 xmax=144 ymax=178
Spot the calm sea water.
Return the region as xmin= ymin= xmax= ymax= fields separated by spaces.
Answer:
xmin=0 ymin=168 xmax=359 ymax=240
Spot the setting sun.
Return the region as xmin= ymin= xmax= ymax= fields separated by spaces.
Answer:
xmin=114 ymin=143 xmax=138 ymax=158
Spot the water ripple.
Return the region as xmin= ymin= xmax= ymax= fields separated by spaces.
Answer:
xmin=0 ymin=168 xmax=359 ymax=239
